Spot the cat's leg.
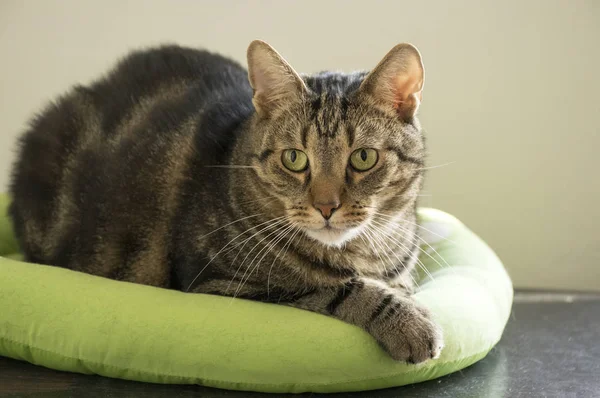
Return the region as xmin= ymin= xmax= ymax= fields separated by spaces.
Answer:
xmin=288 ymin=278 xmax=443 ymax=363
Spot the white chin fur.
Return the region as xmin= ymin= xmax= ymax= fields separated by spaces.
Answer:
xmin=304 ymin=226 xmax=363 ymax=248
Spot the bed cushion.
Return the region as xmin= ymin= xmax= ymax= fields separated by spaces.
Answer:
xmin=0 ymin=194 xmax=512 ymax=393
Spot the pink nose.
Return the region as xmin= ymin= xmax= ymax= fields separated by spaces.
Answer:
xmin=313 ymin=201 xmax=341 ymax=220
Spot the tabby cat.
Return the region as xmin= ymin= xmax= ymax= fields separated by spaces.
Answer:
xmin=9 ymin=40 xmax=443 ymax=363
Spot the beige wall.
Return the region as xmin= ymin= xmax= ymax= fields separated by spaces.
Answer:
xmin=0 ymin=0 xmax=598 ymax=290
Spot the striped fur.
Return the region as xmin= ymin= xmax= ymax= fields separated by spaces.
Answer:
xmin=8 ymin=41 xmax=442 ymax=362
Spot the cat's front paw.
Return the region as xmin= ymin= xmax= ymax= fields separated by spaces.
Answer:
xmin=369 ymin=297 xmax=444 ymax=363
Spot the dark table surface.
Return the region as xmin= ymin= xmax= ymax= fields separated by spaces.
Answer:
xmin=1 ymin=291 xmax=599 ymax=398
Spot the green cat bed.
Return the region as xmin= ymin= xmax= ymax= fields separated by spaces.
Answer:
xmin=0 ymin=194 xmax=512 ymax=393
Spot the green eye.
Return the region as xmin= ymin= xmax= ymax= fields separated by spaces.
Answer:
xmin=281 ymin=149 xmax=309 ymax=172
xmin=350 ymin=148 xmax=378 ymax=171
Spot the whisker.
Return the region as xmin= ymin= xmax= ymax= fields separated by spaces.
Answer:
xmin=236 ymin=223 xmax=296 ymax=294
xmin=370 ymin=225 xmax=420 ymax=287
xmin=358 ymin=228 xmax=379 ymax=268
xmin=369 ymin=220 xmax=434 ymax=283
xmin=273 ymin=230 xmax=306 ymax=300
xmin=196 ymin=213 xmax=264 ymax=241
xmin=357 ymin=232 xmax=383 ymax=276
xmin=374 ymin=213 xmax=456 ymax=265
xmin=365 ymin=225 xmax=420 ymax=288
xmin=361 ymin=227 xmax=393 ymax=279
xmin=413 ymin=161 xmax=456 ymax=171
xmin=244 ymin=224 xmax=300 ymax=299
xmin=233 ymin=221 xmax=291 ymax=299
xmin=220 ymin=215 xmax=287 ymax=255
xmin=236 ymin=195 xmax=279 ymax=206
xmin=372 ymin=217 xmax=453 ymax=274
xmin=392 ymin=222 xmax=454 ymax=272
xmin=203 ymin=165 xmax=259 ymax=169
xmin=267 ymin=226 xmax=302 ymax=297
xmin=185 ymin=215 xmax=287 ymax=292
xmin=373 ymin=211 xmax=456 ymax=244
xmin=225 ymin=217 xmax=291 ymax=293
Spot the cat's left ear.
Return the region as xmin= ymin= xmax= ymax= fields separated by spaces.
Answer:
xmin=247 ymin=40 xmax=308 ymax=117
xmin=359 ymin=43 xmax=424 ymax=120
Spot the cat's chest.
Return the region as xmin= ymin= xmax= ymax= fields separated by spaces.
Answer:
xmin=312 ymin=246 xmax=390 ymax=279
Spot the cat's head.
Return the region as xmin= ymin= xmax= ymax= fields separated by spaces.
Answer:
xmin=246 ymin=40 xmax=425 ymax=248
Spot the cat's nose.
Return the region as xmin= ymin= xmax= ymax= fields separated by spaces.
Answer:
xmin=313 ymin=201 xmax=341 ymax=220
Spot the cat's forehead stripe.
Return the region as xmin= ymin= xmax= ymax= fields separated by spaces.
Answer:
xmin=301 ymin=71 xmax=368 ymax=145
xmin=311 ymin=94 xmax=342 ymax=140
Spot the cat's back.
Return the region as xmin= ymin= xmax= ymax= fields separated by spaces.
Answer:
xmin=85 ymin=45 xmax=250 ymax=135
xmin=8 ymin=45 xmax=253 ymax=285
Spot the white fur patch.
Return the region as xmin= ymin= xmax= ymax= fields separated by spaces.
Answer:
xmin=304 ymin=226 xmax=363 ymax=248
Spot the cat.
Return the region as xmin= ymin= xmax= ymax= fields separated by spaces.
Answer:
xmin=8 ymin=40 xmax=443 ymax=363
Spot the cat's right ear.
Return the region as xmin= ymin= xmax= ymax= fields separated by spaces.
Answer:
xmin=247 ymin=40 xmax=307 ymax=117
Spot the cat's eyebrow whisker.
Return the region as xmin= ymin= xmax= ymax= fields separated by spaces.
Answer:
xmin=203 ymin=165 xmax=259 ymax=169
xmin=186 ymin=215 xmax=287 ymax=292
xmin=361 ymin=227 xmax=393 ymax=277
xmin=413 ymin=161 xmax=456 ymax=171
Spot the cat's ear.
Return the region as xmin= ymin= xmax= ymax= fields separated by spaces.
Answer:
xmin=247 ymin=40 xmax=307 ymax=117
xmin=359 ymin=43 xmax=424 ymax=120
